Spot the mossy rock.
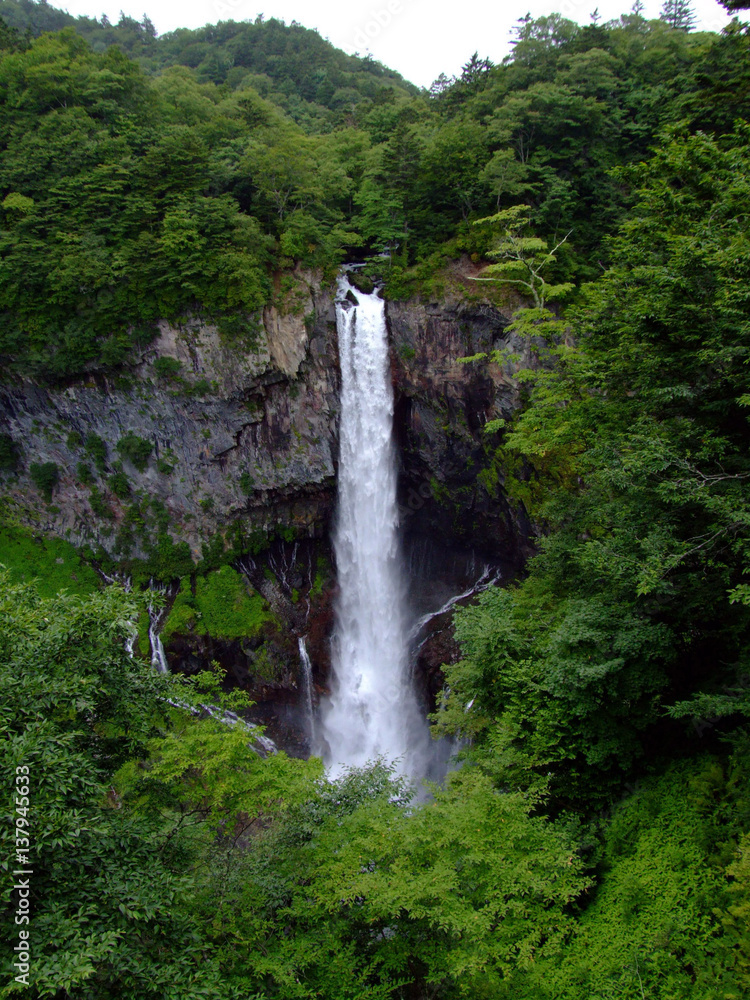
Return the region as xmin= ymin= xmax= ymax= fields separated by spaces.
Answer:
xmin=349 ymin=271 xmax=375 ymax=295
xmin=162 ymin=566 xmax=272 ymax=643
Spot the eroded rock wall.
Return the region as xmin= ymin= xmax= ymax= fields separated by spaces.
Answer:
xmin=0 ymin=272 xmax=340 ymax=559
xmin=388 ymin=295 xmax=535 ymax=568
xmin=0 ymin=281 xmax=535 ymax=720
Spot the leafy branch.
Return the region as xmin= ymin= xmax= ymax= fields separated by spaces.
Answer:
xmin=470 ymin=204 xmax=574 ymax=308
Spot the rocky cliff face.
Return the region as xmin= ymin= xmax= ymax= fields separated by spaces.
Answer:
xmin=0 ymin=272 xmax=341 ymax=561
xmin=0 ymin=278 xmax=534 ymax=725
xmin=388 ymin=295 xmax=534 ymax=569
xmin=0 ymin=277 xmax=532 ymax=568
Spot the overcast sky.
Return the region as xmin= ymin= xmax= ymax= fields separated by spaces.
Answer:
xmin=58 ymin=0 xmax=734 ymax=88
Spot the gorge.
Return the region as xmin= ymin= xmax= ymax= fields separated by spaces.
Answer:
xmin=0 ymin=267 xmax=533 ymax=753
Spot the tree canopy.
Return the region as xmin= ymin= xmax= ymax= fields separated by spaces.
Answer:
xmin=2 ymin=3 xmax=749 ymax=376
xmin=3 ymin=4 xmax=750 ymax=996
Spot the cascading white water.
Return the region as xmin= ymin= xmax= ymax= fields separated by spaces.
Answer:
xmin=298 ymin=636 xmax=315 ymax=744
xmin=150 ymin=630 xmax=169 ymax=675
xmin=408 ymin=566 xmax=501 ymax=648
xmin=147 ymin=582 xmax=171 ymax=675
xmin=320 ymin=274 xmax=426 ymax=775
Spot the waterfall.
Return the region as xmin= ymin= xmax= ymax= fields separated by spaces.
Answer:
xmin=164 ymin=696 xmax=277 ymax=756
xmin=150 ymin=628 xmax=169 ymax=675
xmin=408 ymin=565 xmax=501 ymax=650
xmin=298 ymin=636 xmax=315 ymax=744
xmin=147 ymin=582 xmax=171 ymax=675
xmin=321 ymin=274 xmax=426 ymax=776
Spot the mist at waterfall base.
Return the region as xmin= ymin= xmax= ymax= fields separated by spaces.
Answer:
xmin=318 ymin=275 xmax=447 ymax=780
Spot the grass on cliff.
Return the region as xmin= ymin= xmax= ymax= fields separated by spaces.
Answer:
xmin=162 ymin=565 xmax=271 ymax=643
xmin=0 ymin=522 xmax=101 ymax=597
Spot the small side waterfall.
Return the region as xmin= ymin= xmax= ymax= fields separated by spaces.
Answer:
xmin=140 ymin=580 xmax=278 ymax=753
xmin=320 ymin=274 xmax=427 ymax=775
xmin=298 ymin=637 xmax=315 ymax=744
xmin=147 ymin=582 xmax=171 ymax=675
xmin=408 ymin=565 xmax=501 ymax=652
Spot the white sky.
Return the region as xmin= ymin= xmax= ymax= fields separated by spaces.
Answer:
xmin=58 ymin=0 xmax=735 ymax=88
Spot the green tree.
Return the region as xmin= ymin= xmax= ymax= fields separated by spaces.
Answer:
xmin=0 ymin=574 xmax=318 ymax=997
xmin=193 ymin=762 xmax=587 ymax=998
xmin=661 ymin=0 xmax=697 ymax=30
xmin=439 ymin=127 xmax=750 ymax=806
xmin=28 ymin=461 xmax=58 ymax=501
xmin=116 ymin=433 xmax=152 ymax=472
xmin=494 ymin=754 xmax=750 ymax=998
xmin=472 ymin=204 xmax=573 ymax=308
xmin=0 ymin=432 xmax=20 ymax=471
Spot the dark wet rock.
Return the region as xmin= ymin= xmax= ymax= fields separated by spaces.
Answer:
xmin=0 ymin=271 xmax=340 ymax=559
xmin=388 ymin=295 xmax=536 ymax=568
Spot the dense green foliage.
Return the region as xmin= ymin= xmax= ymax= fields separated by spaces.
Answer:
xmin=419 ymin=12 xmax=750 ymax=990
xmin=0 ymin=12 xmax=373 ymax=377
xmin=0 ymin=522 xmax=101 ymax=596
xmin=3 ymin=3 xmax=750 ymax=378
xmin=437 ymin=124 xmax=750 ymax=806
xmin=491 ymin=750 xmax=750 ymax=997
xmin=3 ymin=3 xmax=750 ymax=996
xmin=0 ymin=0 xmax=416 ymax=128
xmin=2 ymin=575 xmax=749 ymax=998
xmin=162 ymin=565 xmax=271 ymax=643
xmin=0 ymin=575 xmax=319 ymax=998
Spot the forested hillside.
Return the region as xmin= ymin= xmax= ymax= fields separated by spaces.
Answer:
xmin=2 ymin=1 xmax=750 ymax=997
xmin=2 ymin=3 xmax=748 ymax=377
xmin=0 ymin=0 xmax=417 ymax=126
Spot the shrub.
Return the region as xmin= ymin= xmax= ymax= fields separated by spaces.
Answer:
xmin=161 ymin=580 xmax=199 ymax=644
xmin=153 ymin=356 xmax=182 ymax=380
xmin=89 ymin=484 xmax=113 ymax=519
xmin=29 ymin=461 xmax=59 ymax=501
xmin=149 ymin=498 xmax=171 ymax=533
xmin=128 ymin=534 xmax=195 ymax=584
xmin=66 ymin=430 xmax=83 ymax=449
xmin=239 ymin=471 xmax=254 ymax=495
xmin=85 ymin=433 xmax=108 ymax=472
xmin=0 ymin=433 xmax=20 ymax=471
xmin=188 ymin=378 xmax=212 ymax=396
xmin=117 ymin=433 xmax=153 ymax=472
xmin=0 ymin=523 xmax=100 ymax=597
xmin=196 ymin=566 xmax=271 ymax=638
xmin=162 ymin=566 xmax=271 ymax=641
xmin=76 ymin=462 xmax=94 ymax=485
xmin=109 ymin=471 xmax=131 ymax=499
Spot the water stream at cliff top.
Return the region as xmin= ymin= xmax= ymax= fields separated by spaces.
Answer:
xmin=320 ymin=274 xmax=427 ymax=776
